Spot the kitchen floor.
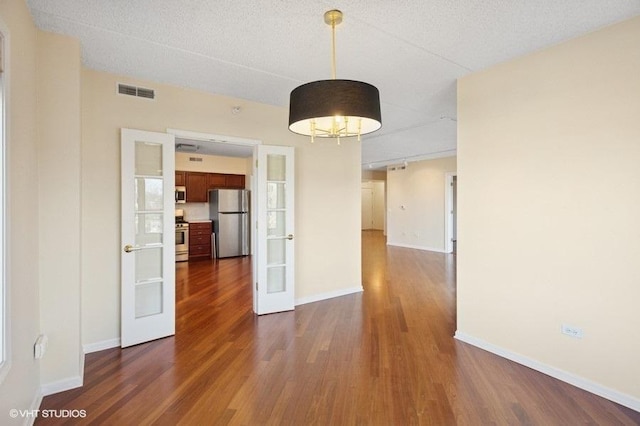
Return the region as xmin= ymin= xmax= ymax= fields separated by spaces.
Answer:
xmin=175 ymin=256 xmax=252 ymax=305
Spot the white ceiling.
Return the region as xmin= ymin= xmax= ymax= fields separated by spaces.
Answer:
xmin=27 ymin=1 xmax=640 ymax=168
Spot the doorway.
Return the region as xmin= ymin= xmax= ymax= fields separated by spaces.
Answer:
xmin=170 ymin=130 xmax=256 ymax=304
xmin=168 ymin=129 xmax=297 ymax=315
xmin=361 ymin=181 xmax=386 ymax=232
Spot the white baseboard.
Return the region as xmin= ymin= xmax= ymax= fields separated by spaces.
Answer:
xmin=25 ymin=389 xmax=43 ymax=426
xmin=295 ymin=286 xmax=363 ymax=306
xmin=39 ymin=346 xmax=86 ymax=398
xmin=386 ymin=241 xmax=447 ymax=253
xmin=40 ymin=375 xmax=83 ymax=397
xmin=454 ymin=331 xmax=640 ymax=412
xmin=83 ymin=338 xmax=121 ymax=354
xmin=79 ymin=347 xmax=85 ymax=379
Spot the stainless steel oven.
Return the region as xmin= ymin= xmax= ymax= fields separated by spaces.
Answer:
xmin=176 ymin=222 xmax=189 ymax=261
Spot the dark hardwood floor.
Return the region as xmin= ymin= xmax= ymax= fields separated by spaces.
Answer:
xmin=37 ymin=231 xmax=639 ymax=425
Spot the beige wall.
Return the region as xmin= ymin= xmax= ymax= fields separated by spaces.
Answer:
xmin=82 ymin=70 xmax=362 ymax=346
xmin=386 ymin=157 xmax=456 ymax=251
xmin=36 ymin=31 xmax=83 ymax=391
xmin=0 ymin=0 xmax=42 ymax=418
xmin=175 ymin=152 xmax=251 ymax=176
xmin=457 ymin=16 xmax=640 ymax=406
xmin=361 ymin=170 xmax=386 ymax=181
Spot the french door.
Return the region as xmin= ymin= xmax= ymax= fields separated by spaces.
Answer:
xmin=254 ymin=145 xmax=295 ymax=314
xmin=120 ymin=128 xmax=176 ymax=347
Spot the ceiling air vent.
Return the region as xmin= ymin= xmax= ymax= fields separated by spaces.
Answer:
xmin=117 ymin=83 xmax=155 ymax=100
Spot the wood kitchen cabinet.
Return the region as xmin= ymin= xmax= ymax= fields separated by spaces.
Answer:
xmin=207 ymin=173 xmax=226 ymax=188
xmin=207 ymin=173 xmax=245 ymax=189
xmin=175 ymin=170 xmax=186 ymax=186
xmin=185 ymin=172 xmax=209 ymax=202
xmin=189 ymin=221 xmax=212 ymax=260
xmin=224 ymin=174 xmax=245 ymax=189
xmin=179 ymin=171 xmax=246 ymax=202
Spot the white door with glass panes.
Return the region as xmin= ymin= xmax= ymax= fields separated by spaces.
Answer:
xmin=255 ymin=145 xmax=295 ymax=315
xmin=120 ymin=128 xmax=176 ymax=347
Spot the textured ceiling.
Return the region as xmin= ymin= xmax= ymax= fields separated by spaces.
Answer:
xmin=27 ymin=1 xmax=640 ymax=168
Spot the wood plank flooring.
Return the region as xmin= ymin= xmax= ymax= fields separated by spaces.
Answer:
xmin=37 ymin=231 xmax=640 ymax=425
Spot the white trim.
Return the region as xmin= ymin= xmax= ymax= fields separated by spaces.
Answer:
xmin=0 ymin=16 xmax=10 ymax=387
xmin=83 ymin=338 xmax=121 ymax=354
xmin=454 ymin=331 xmax=640 ymax=412
xmin=295 ymin=286 xmax=363 ymax=307
xmin=166 ymin=128 xmax=262 ymax=147
xmin=39 ymin=348 xmax=88 ymax=402
xmin=362 ymin=149 xmax=457 ymax=170
xmin=386 ymin=241 xmax=447 ymax=253
xmin=79 ymin=346 xmax=84 ymax=385
xmin=26 ymin=389 xmax=43 ymax=426
xmin=40 ymin=375 xmax=83 ymax=397
xmin=444 ymin=172 xmax=457 ymax=253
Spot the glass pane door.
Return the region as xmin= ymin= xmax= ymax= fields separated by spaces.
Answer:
xmin=121 ymin=128 xmax=175 ymax=347
xmin=255 ymin=145 xmax=295 ymax=314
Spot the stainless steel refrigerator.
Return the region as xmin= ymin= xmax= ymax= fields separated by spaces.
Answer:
xmin=209 ymin=189 xmax=250 ymax=258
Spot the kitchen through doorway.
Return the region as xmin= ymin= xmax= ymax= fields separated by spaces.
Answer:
xmin=170 ymin=129 xmax=259 ymax=314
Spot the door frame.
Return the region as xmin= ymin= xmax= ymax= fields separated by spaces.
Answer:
xmin=444 ymin=172 xmax=457 ymax=253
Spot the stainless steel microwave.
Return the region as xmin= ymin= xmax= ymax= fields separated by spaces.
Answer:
xmin=175 ymin=186 xmax=186 ymax=203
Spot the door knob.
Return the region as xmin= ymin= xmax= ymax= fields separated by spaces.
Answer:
xmin=123 ymin=244 xmax=141 ymax=253
xmin=287 ymin=234 xmax=294 ymax=240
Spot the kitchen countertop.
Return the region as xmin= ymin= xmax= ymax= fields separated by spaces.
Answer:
xmin=188 ymin=219 xmax=212 ymax=223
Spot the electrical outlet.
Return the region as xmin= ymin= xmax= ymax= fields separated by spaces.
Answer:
xmin=561 ymin=324 xmax=583 ymax=339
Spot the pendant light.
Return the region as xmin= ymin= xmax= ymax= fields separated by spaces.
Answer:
xmin=288 ymin=10 xmax=382 ymax=144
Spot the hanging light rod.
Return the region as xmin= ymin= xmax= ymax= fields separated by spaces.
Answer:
xmin=288 ymin=10 xmax=382 ymax=144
